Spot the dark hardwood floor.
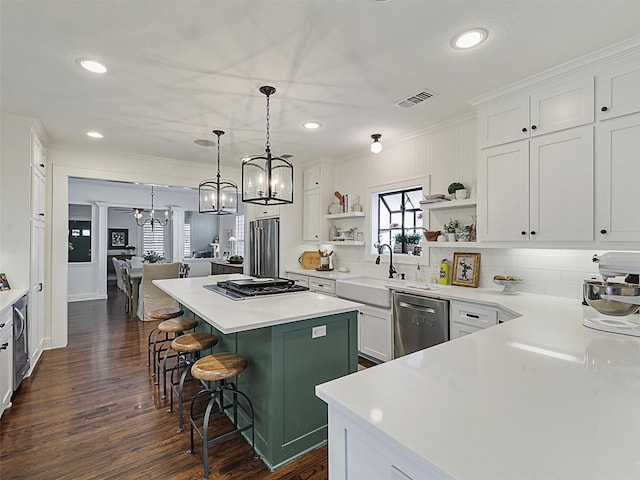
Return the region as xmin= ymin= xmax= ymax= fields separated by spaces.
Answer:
xmin=0 ymin=282 xmax=330 ymax=479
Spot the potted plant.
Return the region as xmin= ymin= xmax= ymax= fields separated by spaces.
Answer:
xmin=443 ymin=219 xmax=460 ymax=242
xmin=447 ymin=182 xmax=467 ymax=200
xmin=143 ymin=251 xmax=165 ymax=263
xmin=394 ymin=232 xmax=423 ymax=253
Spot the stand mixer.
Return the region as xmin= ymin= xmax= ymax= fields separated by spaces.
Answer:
xmin=583 ymin=252 xmax=640 ymax=336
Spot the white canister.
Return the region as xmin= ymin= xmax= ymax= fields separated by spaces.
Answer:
xmin=455 ymin=189 xmax=467 ymax=200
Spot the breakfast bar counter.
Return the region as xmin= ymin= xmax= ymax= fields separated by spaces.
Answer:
xmin=154 ymin=274 xmax=361 ymax=470
xmin=316 ymin=295 xmax=640 ymax=479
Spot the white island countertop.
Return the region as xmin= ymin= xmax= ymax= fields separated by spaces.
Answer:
xmin=154 ymin=274 xmax=362 ymax=334
xmin=317 ymin=292 xmax=640 ymax=479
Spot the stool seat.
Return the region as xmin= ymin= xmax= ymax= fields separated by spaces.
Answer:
xmin=158 ymin=317 xmax=198 ymax=333
xmin=171 ymin=333 xmax=218 ymax=354
xmin=149 ymin=307 xmax=184 ymax=320
xmin=191 ymin=353 xmax=247 ymax=382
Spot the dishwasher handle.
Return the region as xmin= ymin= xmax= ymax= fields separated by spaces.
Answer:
xmin=398 ymin=301 xmax=436 ymax=314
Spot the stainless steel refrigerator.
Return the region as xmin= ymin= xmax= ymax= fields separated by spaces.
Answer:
xmin=249 ymin=217 xmax=279 ymax=278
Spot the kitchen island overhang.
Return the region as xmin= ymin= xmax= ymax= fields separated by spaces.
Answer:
xmin=316 ymin=295 xmax=640 ymax=480
xmin=154 ymin=274 xmax=362 ymax=471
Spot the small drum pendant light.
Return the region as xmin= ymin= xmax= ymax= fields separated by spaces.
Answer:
xmin=242 ymin=86 xmax=294 ymax=205
xmin=199 ymin=130 xmax=239 ymax=215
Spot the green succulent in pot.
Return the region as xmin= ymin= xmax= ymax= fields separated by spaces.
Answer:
xmin=443 ymin=219 xmax=461 ymax=233
xmin=447 ymin=182 xmax=465 ymax=194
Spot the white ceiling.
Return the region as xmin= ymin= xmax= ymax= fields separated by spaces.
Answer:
xmin=2 ymin=0 xmax=640 ymax=168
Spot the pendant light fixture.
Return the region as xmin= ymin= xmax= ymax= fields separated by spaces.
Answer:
xmin=370 ymin=133 xmax=382 ymax=153
xmin=199 ymin=130 xmax=239 ymax=215
xmin=242 ymin=86 xmax=293 ymax=205
xmin=134 ymin=186 xmax=170 ymax=230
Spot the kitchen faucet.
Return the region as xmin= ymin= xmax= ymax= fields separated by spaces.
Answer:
xmin=376 ymin=243 xmax=396 ymax=279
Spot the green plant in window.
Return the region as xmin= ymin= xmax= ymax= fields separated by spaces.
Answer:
xmin=394 ymin=232 xmax=423 ymax=245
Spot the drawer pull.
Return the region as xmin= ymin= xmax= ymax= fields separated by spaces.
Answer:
xmin=0 ymin=343 xmax=8 ymax=350
xmin=466 ymin=313 xmax=480 ymax=319
xmin=0 ymin=323 xmax=5 ymax=328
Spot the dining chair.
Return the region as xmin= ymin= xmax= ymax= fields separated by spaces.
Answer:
xmin=141 ymin=262 xmax=181 ymax=321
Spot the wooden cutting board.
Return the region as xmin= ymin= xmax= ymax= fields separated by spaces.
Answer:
xmin=300 ymin=251 xmax=321 ymax=270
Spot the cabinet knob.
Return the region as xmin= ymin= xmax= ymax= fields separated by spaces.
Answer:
xmin=530 ymin=231 xmax=536 ymax=235
xmin=521 ymin=231 xmax=527 ymax=235
xmin=39 ymin=213 xmax=45 ymax=216
xmin=39 ymin=163 xmax=45 ymax=168
xmin=531 ymin=125 xmax=537 ymax=130
xmin=0 ymin=343 xmax=8 ymax=351
xmin=521 ymin=127 xmax=528 ymax=133
xmin=601 ymin=106 xmax=608 ymax=112
xmin=0 ymin=323 xmax=5 ymax=328
xmin=600 ymin=229 xmax=607 ymax=235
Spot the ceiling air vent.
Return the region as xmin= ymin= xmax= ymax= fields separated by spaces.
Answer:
xmin=396 ymin=90 xmax=436 ymax=109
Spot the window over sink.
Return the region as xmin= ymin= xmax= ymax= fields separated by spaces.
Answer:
xmin=373 ymin=186 xmax=423 ymax=255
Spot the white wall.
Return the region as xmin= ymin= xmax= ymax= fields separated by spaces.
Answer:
xmin=291 ymin=115 xmax=605 ymax=303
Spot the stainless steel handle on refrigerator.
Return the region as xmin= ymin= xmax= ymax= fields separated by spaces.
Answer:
xmin=14 ymin=306 xmax=26 ymax=339
xmin=256 ymin=227 xmax=263 ymax=276
xmin=398 ymin=302 xmax=436 ymax=314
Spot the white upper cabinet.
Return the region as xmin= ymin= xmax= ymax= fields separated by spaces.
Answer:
xmin=477 ymin=76 xmax=594 ymax=148
xmin=597 ymin=57 xmax=640 ymax=121
xmin=302 ymin=165 xmax=322 ymax=242
xmin=477 ymin=96 xmax=530 ymax=149
xmin=595 ymin=113 xmax=640 ymax=242
xmin=478 ymin=126 xmax=593 ymax=242
xmin=478 ymin=141 xmax=530 ymax=242
xmin=529 ymin=126 xmax=594 ymax=242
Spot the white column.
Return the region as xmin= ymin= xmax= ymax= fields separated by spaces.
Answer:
xmin=171 ymin=207 xmax=185 ymax=262
xmin=94 ymin=201 xmax=108 ymax=298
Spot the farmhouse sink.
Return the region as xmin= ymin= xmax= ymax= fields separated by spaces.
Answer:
xmin=335 ymin=276 xmax=393 ymax=308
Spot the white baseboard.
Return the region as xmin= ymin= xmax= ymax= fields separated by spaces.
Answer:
xmin=67 ymin=293 xmax=108 ymax=302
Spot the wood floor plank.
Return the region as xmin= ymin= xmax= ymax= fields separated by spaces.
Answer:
xmin=0 ymin=282 xmax=330 ymax=479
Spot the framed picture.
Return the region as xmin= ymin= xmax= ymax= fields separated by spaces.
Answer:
xmin=452 ymin=252 xmax=480 ymax=288
xmin=108 ymin=229 xmax=128 ymax=249
xmin=0 ymin=273 xmax=10 ymax=291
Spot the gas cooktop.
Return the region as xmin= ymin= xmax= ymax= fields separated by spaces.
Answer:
xmin=204 ymin=277 xmax=309 ymax=300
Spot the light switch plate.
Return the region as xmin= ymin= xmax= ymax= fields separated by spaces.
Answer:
xmin=312 ymin=325 xmax=326 ymax=338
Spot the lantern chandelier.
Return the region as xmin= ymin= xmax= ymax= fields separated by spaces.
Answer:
xmin=199 ymin=130 xmax=239 ymax=215
xmin=242 ymin=86 xmax=294 ymax=205
xmin=134 ymin=186 xmax=170 ymax=230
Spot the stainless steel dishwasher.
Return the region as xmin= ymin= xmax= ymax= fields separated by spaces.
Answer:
xmin=393 ymin=291 xmax=449 ymax=358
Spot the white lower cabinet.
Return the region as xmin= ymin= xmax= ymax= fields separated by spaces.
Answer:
xmin=308 ymin=278 xmax=335 ymax=297
xmin=449 ymin=300 xmax=498 ymax=340
xmin=358 ymin=304 xmax=392 ymax=363
xmin=287 ymin=272 xmax=310 ymax=288
xmin=0 ymin=308 xmax=13 ymax=417
xmin=325 ymin=406 xmax=450 ymax=480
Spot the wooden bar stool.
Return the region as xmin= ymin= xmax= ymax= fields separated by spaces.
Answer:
xmin=147 ymin=308 xmax=189 ymax=378
xmin=153 ymin=317 xmax=199 ymax=388
xmin=147 ymin=307 xmax=185 ymax=372
xmin=187 ymin=353 xmax=256 ymax=480
xmin=164 ymin=332 xmax=218 ymax=433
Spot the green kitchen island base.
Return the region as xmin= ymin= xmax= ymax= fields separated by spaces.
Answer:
xmin=190 ymin=309 xmax=358 ymax=470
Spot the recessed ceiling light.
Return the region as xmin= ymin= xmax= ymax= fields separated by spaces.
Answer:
xmin=303 ymin=121 xmax=321 ymax=130
xmin=87 ymin=131 xmax=103 ymax=139
xmin=452 ymin=28 xmax=488 ymax=50
xmin=77 ymin=58 xmax=108 ymax=74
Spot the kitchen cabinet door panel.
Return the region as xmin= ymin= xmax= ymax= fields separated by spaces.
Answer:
xmin=478 ymin=97 xmax=529 ymax=148
xmin=529 ymin=126 xmax=594 ymax=242
xmin=597 ymin=57 xmax=640 ymax=121
xmin=478 ymin=142 xmax=530 ymax=241
xmin=303 ymin=188 xmax=321 ymax=242
xmin=596 ymin=113 xmax=640 ymax=241
xmin=530 ymin=76 xmax=594 ymax=137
